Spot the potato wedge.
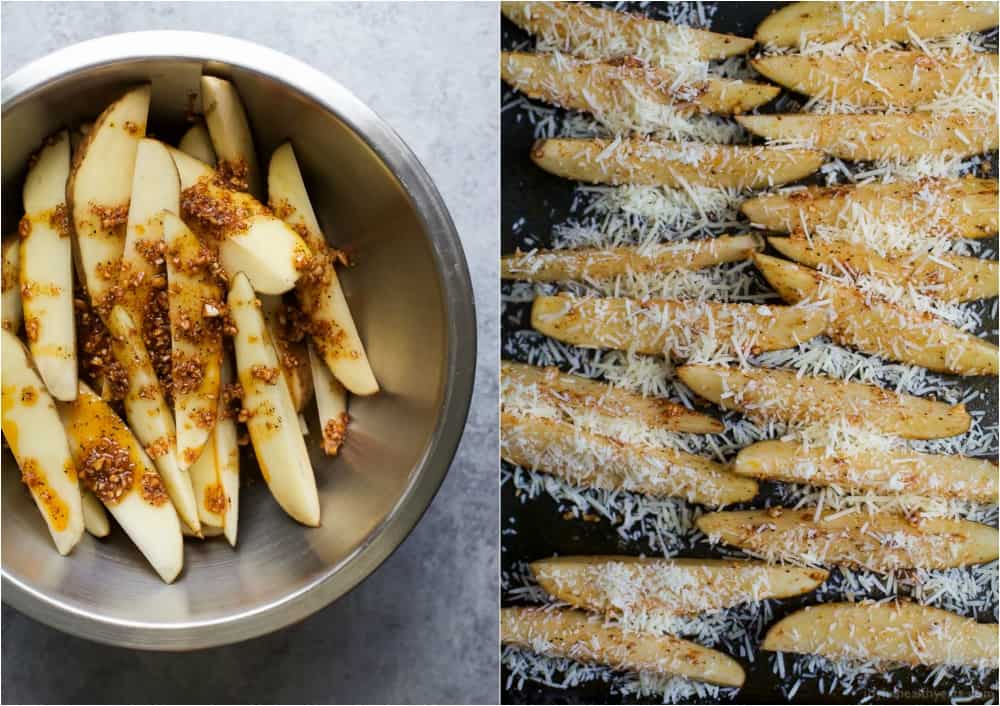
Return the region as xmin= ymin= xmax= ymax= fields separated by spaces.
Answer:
xmin=259 ymin=294 xmax=313 ymax=412
xmin=19 ymin=130 xmax=76 ymax=400
xmin=697 ymin=508 xmax=998 ymax=572
xmin=162 ymin=212 xmax=224 ymax=470
xmin=2 ymin=330 xmax=84 ymax=555
xmin=2 ymin=238 xmax=21 ymax=332
xmin=736 ymin=113 xmax=998 ymax=161
xmin=170 ymin=147 xmax=312 ymax=295
xmin=229 ymin=271 xmax=319 ymax=526
xmin=531 ymin=294 xmax=826 ymax=357
xmin=310 ymin=340 xmax=349 ymax=456
xmin=106 ymin=305 xmax=200 ymax=533
xmin=178 ymin=122 xmax=217 ymax=166
xmin=501 ymin=606 xmax=745 ymax=687
xmin=502 ymin=234 xmax=762 ymax=282
xmin=201 ymin=76 xmax=263 ymax=198
xmin=502 ymin=51 xmax=779 ymax=124
xmin=532 ymin=137 xmax=825 ymax=189
xmin=501 ymin=411 xmax=757 ymax=506
xmin=741 ymin=178 xmax=998 ymax=240
xmin=268 ymin=142 xmax=378 ymax=395
xmin=754 ymin=253 xmax=998 ymax=376
xmin=501 ymin=360 xmax=722 ymax=433
xmin=530 ymin=556 xmax=828 ymax=617
xmin=501 ymin=2 xmax=754 ymax=61
xmin=119 ymin=138 xmax=179 ymax=329
xmin=675 ymin=364 xmax=971 ymax=439
xmin=762 ymin=601 xmax=998 ymax=668
xmin=61 ymin=382 xmax=183 ymax=582
xmin=81 ymin=489 xmax=110 ymax=538
xmin=66 ymin=85 xmax=150 ymax=311
xmin=734 ymin=439 xmax=997 ymax=504
xmin=755 ymin=1 xmax=999 ymax=47
xmin=752 ymin=52 xmax=998 ymax=110
xmin=769 ymin=236 xmax=998 ymax=302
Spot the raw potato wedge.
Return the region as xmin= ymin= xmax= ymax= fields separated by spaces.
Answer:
xmin=697 ymin=508 xmax=998 ymax=572
xmin=752 ymin=52 xmax=999 ymax=110
xmin=119 ymin=138 xmax=179 ymax=328
xmin=501 ymin=51 xmax=779 ymax=123
xmin=268 ymin=142 xmax=378 ymax=395
xmin=532 ymin=137 xmax=825 ymax=189
xmin=755 ymin=1 xmax=999 ymax=47
xmin=734 ymin=440 xmax=998 ymax=504
xmin=201 ymin=76 xmax=263 ymax=198
xmin=675 ymin=364 xmax=971 ymax=440
xmin=310 ymin=340 xmax=349 ymax=456
xmin=530 ymin=556 xmax=828 ymax=617
xmin=736 ymin=113 xmax=999 ymax=161
xmin=531 ymin=294 xmax=826 ymax=357
xmin=106 ymin=305 xmax=200 ymax=533
xmin=741 ymin=178 xmax=998 ymax=240
xmin=502 ymin=234 xmax=763 ymax=282
xmin=501 ymin=360 xmax=723 ymax=433
xmin=259 ymin=294 xmax=313 ymax=412
xmin=501 ymin=1 xmax=754 ymax=61
xmin=762 ymin=601 xmax=998 ymax=668
xmin=229 ymin=271 xmax=320 ymax=526
xmin=170 ymin=147 xmax=312 ymax=295
xmin=66 ymin=85 xmax=151 ymax=310
xmin=754 ymin=253 xmax=999 ymax=376
xmin=1 ymin=330 xmax=84 ymax=555
xmin=2 ymin=238 xmax=21 ymax=332
xmin=19 ymin=130 xmax=76 ymax=400
xmin=81 ymin=489 xmax=110 ymax=538
xmin=501 ymin=606 xmax=746 ymax=687
xmin=768 ymin=236 xmax=999 ymax=302
xmin=61 ymin=383 xmax=184 ymax=583
xmin=501 ymin=411 xmax=757 ymax=506
xmin=187 ymin=354 xmax=239 ymax=535
xmin=178 ymin=122 xmax=217 ymax=166
xmin=162 ymin=212 xmax=224 ymax=470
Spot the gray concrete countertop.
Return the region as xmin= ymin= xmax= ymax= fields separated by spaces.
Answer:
xmin=1 ymin=2 xmax=499 ymax=703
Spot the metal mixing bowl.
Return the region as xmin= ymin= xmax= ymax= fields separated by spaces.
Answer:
xmin=1 ymin=31 xmax=476 ymax=649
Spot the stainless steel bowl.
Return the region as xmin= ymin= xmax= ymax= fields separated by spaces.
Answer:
xmin=1 ymin=31 xmax=476 ymax=649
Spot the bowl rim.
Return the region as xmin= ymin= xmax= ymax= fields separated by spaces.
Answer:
xmin=1 ymin=30 xmax=477 ymax=650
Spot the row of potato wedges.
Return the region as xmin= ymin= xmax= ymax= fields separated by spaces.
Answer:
xmin=1 ymin=78 xmax=378 ymax=581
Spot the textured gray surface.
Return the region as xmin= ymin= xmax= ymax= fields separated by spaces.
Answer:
xmin=1 ymin=2 xmax=499 ymax=704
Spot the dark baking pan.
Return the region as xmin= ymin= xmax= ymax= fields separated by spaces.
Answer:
xmin=500 ymin=2 xmax=999 ymax=704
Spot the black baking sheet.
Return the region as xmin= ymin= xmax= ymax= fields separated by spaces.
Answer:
xmin=499 ymin=3 xmax=999 ymax=704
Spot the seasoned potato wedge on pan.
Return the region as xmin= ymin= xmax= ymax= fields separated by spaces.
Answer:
xmin=502 ymin=235 xmax=762 ymax=282
xmin=502 ymin=51 xmax=779 ymax=123
xmin=501 ymin=1 xmax=754 ymax=61
xmin=768 ymin=236 xmax=998 ymax=302
xmin=178 ymin=122 xmax=217 ymax=166
xmin=200 ymin=76 xmax=263 ymax=199
xmin=19 ymin=130 xmax=77 ymax=400
xmin=676 ymin=364 xmax=971 ymax=439
xmin=530 ymin=556 xmax=828 ymax=617
xmin=2 ymin=330 xmax=84 ymax=555
xmin=763 ymin=601 xmax=998 ymax=669
xmin=501 ymin=606 xmax=746 ymax=687
xmin=737 ymin=113 xmax=998 ymax=161
xmin=755 ymin=1 xmax=999 ymax=47
xmin=501 ymin=411 xmax=757 ymax=506
xmin=752 ymin=52 xmax=998 ymax=110
xmin=1 ymin=238 xmax=20 ymax=333
xmin=697 ymin=508 xmax=998 ymax=572
xmin=734 ymin=440 xmax=997 ymax=504
xmin=754 ymin=253 xmax=998 ymax=376
xmin=501 ymin=360 xmax=723 ymax=434
xmin=742 ymin=178 xmax=998 ymax=240
xmin=531 ymin=137 xmax=825 ymax=189
xmin=531 ymin=293 xmax=826 ymax=357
